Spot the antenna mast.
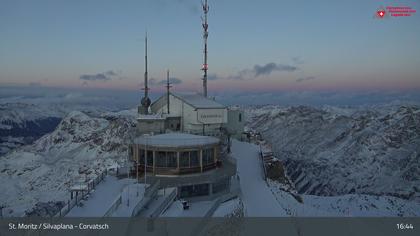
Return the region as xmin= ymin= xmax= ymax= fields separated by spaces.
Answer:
xmin=144 ymin=34 xmax=149 ymax=99
xmin=166 ymin=69 xmax=172 ymax=114
xmin=140 ymin=33 xmax=151 ymax=115
xmin=201 ymin=0 xmax=209 ymax=97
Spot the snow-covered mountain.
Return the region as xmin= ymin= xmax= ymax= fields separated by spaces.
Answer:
xmin=246 ymin=105 xmax=420 ymax=201
xmin=0 ymin=103 xmax=65 ymax=156
xmin=0 ymin=109 xmax=136 ymax=216
xmin=231 ymin=139 xmax=420 ymax=217
xmin=268 ymin=179 xmax=420 ymax=217
xmin=0 ymin=102 xmax=128 ymax=156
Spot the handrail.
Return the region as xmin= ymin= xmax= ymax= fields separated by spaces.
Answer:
xmin=149 ymin=188 xmax=177 ymax=218
xmin=131 ymin=180 xmax=160 ymax=217
xmin=103 ymin=195 xmax=122 ymax=217
xmin=54 ymin=170 xmax=107 ymax=217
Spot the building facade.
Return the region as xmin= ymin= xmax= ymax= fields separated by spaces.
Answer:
xmin=151 ymin=93 xmax=228 ymax=136
xmin=129 ymin=133 xmax=236 ymax=199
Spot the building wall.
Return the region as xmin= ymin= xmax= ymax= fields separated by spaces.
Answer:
xmin=224 ymin=109 xmax=245 ymax=139
xmin=164 ymin=117 xmax=181 ymax=131
xmin=196 ymin=108 xmax=227 ymax=124
xmin=152 ymin=94 xmax=228 ymax=136
xmin=152 ymin=94 xmax=183 ymax=117
xmin=137 ymin=119 xmax=165 ymax=135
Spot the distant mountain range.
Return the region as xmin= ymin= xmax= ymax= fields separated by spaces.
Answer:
xmin=246 ymin=105 xmax=420 ymax=201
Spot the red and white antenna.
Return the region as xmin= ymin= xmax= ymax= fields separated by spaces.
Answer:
xmin=201 ymin=0 xmax=209 ymax=97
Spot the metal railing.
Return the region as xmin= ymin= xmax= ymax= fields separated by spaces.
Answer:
xmin=259 ymin=145 xmax=268 ymax=183
xmin=54 ymin=170 xmax=108 ymax=217
xmin=131 ymin=180 xmax=160 ymax=217
xmin=103 ymin=195 xmax=122 ymax=217
xmin=149 ymin=188 xmax=177 ymax=218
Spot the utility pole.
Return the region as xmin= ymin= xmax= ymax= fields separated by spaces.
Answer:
xmin=144 ymin=134 xmax=150 ymax=195
xmin=201 ymin=0 xmax=209 ymax=97
xmin=136 ymin=146 xmax=139 ymax=197
xmin=127 ymin=145 xmax=130 ymax=207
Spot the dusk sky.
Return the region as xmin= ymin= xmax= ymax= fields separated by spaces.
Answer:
xmin=1 ymin=0 xmax=419 ymax=95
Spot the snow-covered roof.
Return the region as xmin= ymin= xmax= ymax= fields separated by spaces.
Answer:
xmin=134 ymin=133 xmax=219 ymax=147
xmin=171 ymin=92 xmax=226 ymax=109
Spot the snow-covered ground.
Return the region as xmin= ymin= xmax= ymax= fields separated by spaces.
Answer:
xmin=212 ymin=198 xmax=242 ymax=217
xmin=231 ymin=139 xmax=287 ymax=216
xmin=66 ymin=176 xmax=143 ymax=217
xmin=268 ymin=179 xmax=420 ymax=217
xmin=226 ymin=140 xmax=420 ymax=217
xmin=161 ymin=200 xmax=215 ymax=217
xmin=111 ymin=182 xmax=146 ymax=217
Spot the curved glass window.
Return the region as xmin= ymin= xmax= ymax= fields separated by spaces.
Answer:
xmin=156 ymin=151 xmax=177 ymax=168
xmin=138 ymin=149 xmax=153 ymax=166
xmin=179 ymin=150 xmax=200 ymax=167
xmin=167 ymin=152 xmax=177 ymax=167
xmin=156 ymin=151 xmax=166 ymax=167
xmin=190 ymin=151 xmax=199 ymax=167
xmin=202 ymin=148 xmax=214 ymax=165
xmin=139 ymin=149 xmax=145 ymax=164
xmin=147 ymin=150 xmax=153 ymax=166
xmin=180 ymin=151 xmax=190 ymax=167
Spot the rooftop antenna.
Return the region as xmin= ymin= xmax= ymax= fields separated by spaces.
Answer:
xmin=166 ymin=69 xmax=172 ymax=114
xmin=140 ymin=32 xmax=151 ymax=114
xmin=201 ymin=0 xmax=209 ymax=97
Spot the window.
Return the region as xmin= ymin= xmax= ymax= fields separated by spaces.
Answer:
xmin=202 ymin=148 xmax=214 ymax=165
xmin=155 ymin=151 xmax=177 ymax=168
xmin=139 ymin=149 xmax=145 ymax=164
xmin=239 ymin=113 xmax=242 ymax=122
xmin=147 ymin=151 xmax=153 ymax=166
xmin=156 ymin=151 xmax=166 ymax=167
xmin=179 ymin=150 xmax=201 ymax=168
xmin=180 ymin=151 xmax=190 ymax=167
xmin=190 ymin=151 xmax=199 ymax=167
xmin=167 ymin=152 xmax=177 ymax=167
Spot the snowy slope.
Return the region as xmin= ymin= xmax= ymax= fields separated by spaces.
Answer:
xmin=231 ymin=140 xmax=287 ymax=216
xmin=0 ymin=103 xmax=64 ymax=156
xmin=225 ymin=140 xmax=420 ymax=217
xmin=246 ymin=105 xmax=420 ymax=200
xmin=268 ymin=180 xmax=420 ymax=217
xmin=0 ymin=102 xmax=132 ymax=156
xmin=0 ymin=109 xmax=137 ymax=216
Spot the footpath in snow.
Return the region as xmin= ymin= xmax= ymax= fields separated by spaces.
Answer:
xmin=231 ymin=140 xmax=287 ymax=216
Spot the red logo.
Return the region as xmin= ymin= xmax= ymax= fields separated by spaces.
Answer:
xmin=375 ymin=5 xmax=416 ymax=19
xmin=377 ymin=10 xmax=386 ymax=18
